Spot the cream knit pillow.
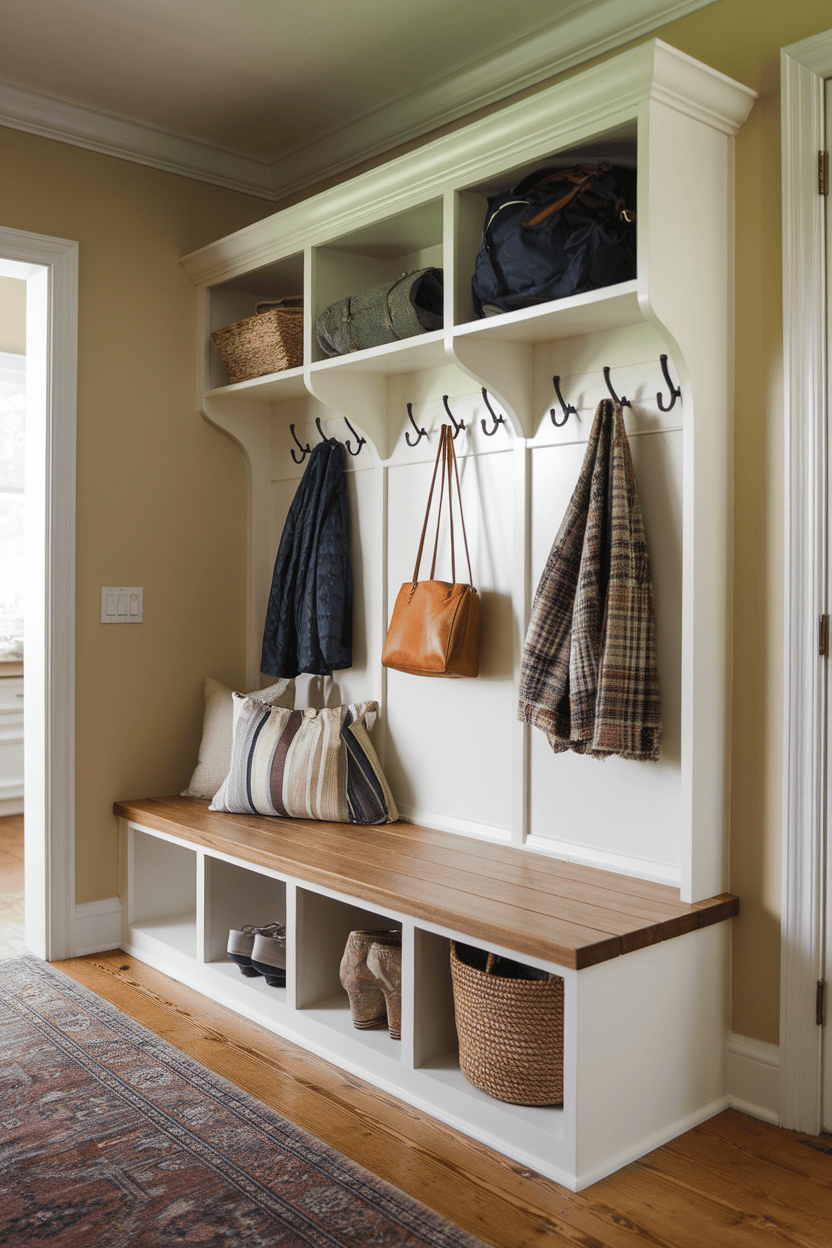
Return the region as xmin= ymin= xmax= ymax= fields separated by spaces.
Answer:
xmin=181 ymin=676 xmax=295 ymax=800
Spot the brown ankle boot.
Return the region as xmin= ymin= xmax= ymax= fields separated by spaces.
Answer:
xmin=339 ymin=929 xmax=401 ymax=1030
xmin=366 ymin=941 xmax=402 ymax=1040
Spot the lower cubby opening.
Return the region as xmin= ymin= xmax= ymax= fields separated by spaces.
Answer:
xmin=129 ymin=829 xmax=197 ymax=958
xmin=413 ymin=928 xmax=566 ymax=1144
xmin=203 ymin=857 xmax=288 ymax=1005
xmin=295 ymin=888 xmax=404 ymax=1060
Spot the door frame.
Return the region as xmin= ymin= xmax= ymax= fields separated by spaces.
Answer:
xmin=780 ymin=29 xmax=832 ymax=1134
xmin=0 ymin=226 xmax=78 ymax=961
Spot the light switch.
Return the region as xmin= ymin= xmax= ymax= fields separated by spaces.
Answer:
xmin=101 ymin=587 xmax=143 ymax=623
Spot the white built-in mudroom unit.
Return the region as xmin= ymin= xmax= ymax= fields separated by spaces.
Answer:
xmin=117 ymin=40 xmax=756 ymax=1192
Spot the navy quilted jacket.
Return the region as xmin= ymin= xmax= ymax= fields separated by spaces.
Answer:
xmin=260 ymin=439 xmax=353 ymax=678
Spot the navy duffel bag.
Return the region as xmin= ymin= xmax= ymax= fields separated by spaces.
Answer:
xmin=471 ymin=163 xmax=637 ymax=318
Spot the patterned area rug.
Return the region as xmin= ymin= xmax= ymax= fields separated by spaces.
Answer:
xmin=0 ymin=957 xmax=487 ymax=1247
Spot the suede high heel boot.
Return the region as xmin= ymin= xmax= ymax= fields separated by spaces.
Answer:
xmin=366 ymin=941 xmax=402 ymax=1040
xmin=339 ymin=929 xmax=401 ymax=1030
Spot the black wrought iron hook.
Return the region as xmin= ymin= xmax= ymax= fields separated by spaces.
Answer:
xmin=442 ymin=395 xmax=465 ymax=439
xmin=344 ymin=417 xmax=366 ymax=456
xmin=314 ymin=417 xmax=329 ymax=442
xmin=480 ymin=389 xmax=506 ymax=437
xmin=551 ymin=376 xmax=577 ymax=428
xmin=657 ymin=354 xmax=681 ymax=412
xmin=603 ymin=366 xmax=631 ymax=409
xmin=405 ymin=403 xmax=428 ymax=447
xmin=290 ymin=424 xmax=311 ymax=464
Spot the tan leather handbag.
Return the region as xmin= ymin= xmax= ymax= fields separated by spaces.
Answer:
xmin=382 ymin=424 xmax=480 ymax=678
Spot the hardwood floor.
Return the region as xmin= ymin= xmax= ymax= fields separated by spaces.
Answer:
xmin=52 ymin=949 xmax=832 ymax=1248
xmin=0 ymin=812 xmax=24 ymax=959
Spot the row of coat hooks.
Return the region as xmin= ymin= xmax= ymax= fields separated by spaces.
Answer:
xmin=406 ymin=354 xmax=680 ymax=444
xmin=288 ymin=356 xmax=680 ymax=459
xmin=405 ymin=389 xmax=505 ymax=446
xmin=289 ymin=389 xmax=507 ymax=461
xmin=289 ymin=416 xmax=366 ymax=463
xmin=551 ymin=354 xmax=681 ymax=425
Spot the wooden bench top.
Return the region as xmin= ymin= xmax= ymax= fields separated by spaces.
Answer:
xmin=114 ymin=795 xmax=738 ymax=971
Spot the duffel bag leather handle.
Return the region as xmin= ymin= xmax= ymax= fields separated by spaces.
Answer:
xmin=522 ymin=174 xmax=598 ymax=227
xmin=255 ymin=296 xmax=303 ymax=312
xmin=512 ymin=161 xmax=610 ymax=197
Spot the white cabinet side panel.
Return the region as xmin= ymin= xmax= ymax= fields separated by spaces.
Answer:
xmin=575 ymin=922 xmax=729 ymax=1186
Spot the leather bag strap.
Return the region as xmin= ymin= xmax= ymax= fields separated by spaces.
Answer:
xmin=430 ymin=426 xmax=450 ymax=580
xmin=412 ymin=423 xmax=473 ymax=588
xmin=411 ymin=424 xmax=448 ymax=586
xmin=447 ymin=429 xmax=473 ymax=586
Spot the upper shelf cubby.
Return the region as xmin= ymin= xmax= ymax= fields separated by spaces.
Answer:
xmin=310 ymin=199 xmax=444 ymax=364
xmin=452 ymin=124 xmax=638 ymax=329
xmin=185 ymin=39 xmax=756 ymax=457
xmin=208 ymin=252 xmax=304 ymax=391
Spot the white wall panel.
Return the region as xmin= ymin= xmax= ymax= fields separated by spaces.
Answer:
xmin=527 ymin=425 xmax=682 ymax=879
xmin=384 ymin=446 xmax=515 ymax=836
xmin=269 ymin=450 xmax=381 ymax=712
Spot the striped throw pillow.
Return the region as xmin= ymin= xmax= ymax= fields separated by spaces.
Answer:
xmin=210 ymin=695 xmax=398 ymax=825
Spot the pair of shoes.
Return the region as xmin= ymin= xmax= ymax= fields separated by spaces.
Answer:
xmin=227 ymin=922 xmax=286 ymax=986
xmin=339 ymin=930 xmax=402 ymax=1040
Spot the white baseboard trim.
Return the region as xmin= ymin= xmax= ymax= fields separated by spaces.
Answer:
xmin=726 ymin=1032 xmax=780 ymax=1125
xmin=396 ymin=804 xmax=511 ymax=844
xmin=74 ymin=897 xmax=122 ymax=957
xmin=524 ymin=832 xmax=680 ymax=886
xmin=0 ymin=796 xmax=24 ymax=816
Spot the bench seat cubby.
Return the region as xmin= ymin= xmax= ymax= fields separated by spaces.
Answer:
xmin=117 ymin=795 xmax=738 ymax=1192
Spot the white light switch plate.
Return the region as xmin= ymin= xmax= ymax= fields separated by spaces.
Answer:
xmin=101 ymin=586 xmax=143 ymax=623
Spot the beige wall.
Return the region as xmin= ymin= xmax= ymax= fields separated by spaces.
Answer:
xmin=1 ymin=0 xmax=826 ymax=1046
xmin=0 ymin=276 xmax=25 ymax=353
xmin=0 ymin=126 xmax=269 ymax=904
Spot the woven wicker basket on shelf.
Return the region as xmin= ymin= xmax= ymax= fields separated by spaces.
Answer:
xmin=449 ymin=941 xmax=564 ymax=1106
xmin=211 ymin=298 xmax=303 ymax=384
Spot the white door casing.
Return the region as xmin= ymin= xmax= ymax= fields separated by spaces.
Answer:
xmin=0 ymin=228 xmax=78 ymax=961
xmin=825 ymin=81 xmax=832 ymax=1133
xmin=780 ymin=29 xmax=832 ymax=1135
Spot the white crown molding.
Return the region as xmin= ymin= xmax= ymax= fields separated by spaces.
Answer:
xmin=266 ymin=0 xmax=720 ymax=199
xmin=181 ymin=38 xmax=754 ymax=290
xmin=0 ymin=0 xmax=716 ymax=202
xmin=0 ymin=78 xmax=275 ymax=200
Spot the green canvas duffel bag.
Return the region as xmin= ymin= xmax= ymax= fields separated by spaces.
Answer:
xmin=316 ymin=268 xmax=443 ymax=357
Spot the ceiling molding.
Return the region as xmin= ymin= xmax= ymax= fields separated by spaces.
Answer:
xmin=0 ymin=0 xmax=715 ymax=203
xmin=266 ymin=0 xmax=717 ymax=200
xmin=0 ymin=78 xmax=275 ymax=200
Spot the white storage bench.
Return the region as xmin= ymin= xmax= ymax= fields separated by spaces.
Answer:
xmin=117 ymin=794 xmax=738 ymax=1192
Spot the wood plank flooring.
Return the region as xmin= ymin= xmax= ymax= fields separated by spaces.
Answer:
xmin=52 ymin=949 xmax=832 ymax=1248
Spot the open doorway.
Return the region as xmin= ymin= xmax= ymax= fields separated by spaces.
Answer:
xmin=0 ymin=288 xmax=25 ymax=955
xmin=0 ymin=229 xmax=77 ymax=962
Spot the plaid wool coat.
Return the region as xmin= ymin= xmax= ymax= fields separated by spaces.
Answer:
xmin=518 ymin=398 xmax=661 ymax=761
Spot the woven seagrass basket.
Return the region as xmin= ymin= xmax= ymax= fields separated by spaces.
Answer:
xmin=449 ymin=941 xmax=564 ymax=1106
xmin=211 ymin=298 xmax=303 ymax=383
